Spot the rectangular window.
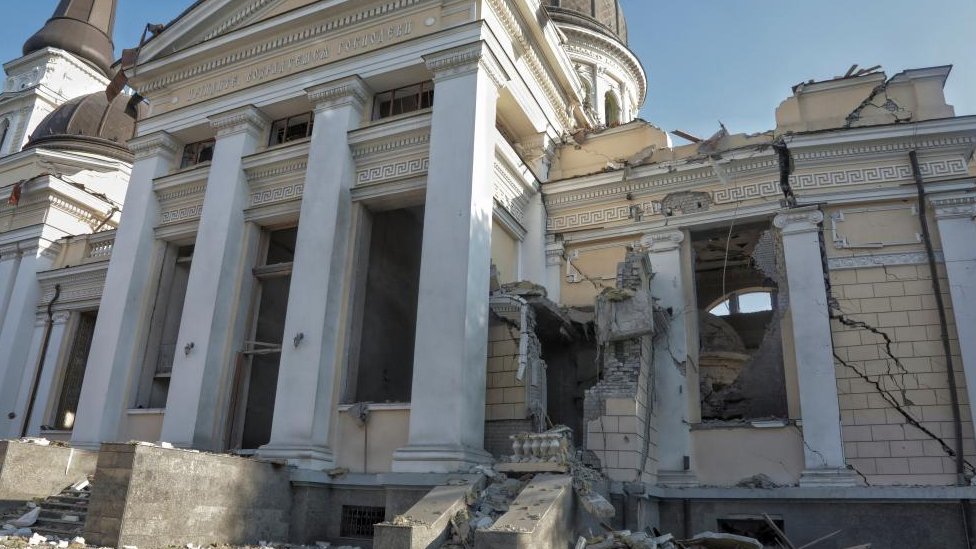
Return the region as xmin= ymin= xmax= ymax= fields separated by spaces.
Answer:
xmin=232 ymin=227 xmax=296 ymax=450
xmin=180 ymin=139 xmax=215 ymax=169
xmin=268 ymin=113 xmax=314 ymax=146
xmin=136 ymin=245 xmax=193 ymax=409
xmin=52 ymin=311 xmax=98 ymax=430
xmin=371 ymin=81 xmax=434 ymax=121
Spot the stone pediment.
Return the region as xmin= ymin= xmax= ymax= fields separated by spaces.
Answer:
xmin=138 ymin=0 xmax=314 ymax=61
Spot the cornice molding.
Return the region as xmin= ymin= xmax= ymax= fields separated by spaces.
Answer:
xmin=828 ymin=251 xmax=945 ymax=271
xmin=306 ymin=75 xmax=370 ymax=112
xmin=129 ymin=131 xmax=181 ymax=161
xmin=209 ymin=105 xmax=270 ymax=137
xmin=424 ymin=42 xmax=508 ymax=88
xmin=930 ymin=193 xmax=976 ymax=220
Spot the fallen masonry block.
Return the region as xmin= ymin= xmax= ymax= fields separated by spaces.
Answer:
xmin=475 ymin=474 xmax=574 ymax=549
xmin=374 ymin=476 xmax=486 ymax=549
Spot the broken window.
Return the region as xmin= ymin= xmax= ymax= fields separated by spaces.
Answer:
xmin=51 ymin=311 xmax=97 ymax=430
xmin=371 ymin=81 xmax=434 ymax=121
xmin=692 ymin=223 xmax=788 ymax=421
xmin=136 ymin=245 xmax=193 ymax=409
xmin=233 ymin=227 xmax=296 ymax=450
xmin=179 ymin=139 xmax=214 ymax=169
xmin=268 ymin=112 xmax=313 ymax=146
xmin=347 ymin=206 xmax=424 ymax=403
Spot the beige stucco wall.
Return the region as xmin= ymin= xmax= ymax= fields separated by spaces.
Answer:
xmin=692 ymin=426 xmax=804 ymax=486
xmin=335 ymin=406 xmax=409 ymax=474
xmin=825 ymin=203 xmax=975 ymax=485
xmin=123 ymin=410 xmax=165 ymax=442
xmin=491 ymin=222 xmax=520 ymax=285
xmin=560 ymin=241 xmax=629 ymax=307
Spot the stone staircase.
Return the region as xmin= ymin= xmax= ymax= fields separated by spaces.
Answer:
xmin=1 ymin=480 xmax=90 ymax=539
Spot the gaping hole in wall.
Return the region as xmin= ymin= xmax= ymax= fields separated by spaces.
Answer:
xmin=692 ymin=222 xmax=789 ymax=421
xmin=540 ymin=307 xmax=597 ymax=448
xmin=137 ymin=245 xmax=193 ymax=409
xmin=351 ymin=206 xmax=424 ymax=403
xmin=238 ymin=228 xmax=296 ymax=450
xmin=52 ymin=310 xmax=98 ymax=430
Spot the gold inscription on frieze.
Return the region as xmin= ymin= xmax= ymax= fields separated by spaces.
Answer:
xmin=156 ymin=12 xmax=435 ymax=116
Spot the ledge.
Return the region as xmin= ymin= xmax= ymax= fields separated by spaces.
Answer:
xmin=647 ymin=484 xmax=976 ymax=501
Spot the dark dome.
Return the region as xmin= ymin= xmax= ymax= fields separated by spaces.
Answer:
xmin=25 ymin=92 xmax=136 ymax=160
xmin=546 ymin=0 xmax=628 ymax=44
xmin=22 ymin=0 xmax=117 ymax=76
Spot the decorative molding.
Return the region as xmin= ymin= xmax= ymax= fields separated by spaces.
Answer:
xmin=930 ymin=193 xmax=976 ymax=220
xmin=560 ymin=25 xmax=645 ymax=105
xmin=160 ymin=204 xmax=204 ymax=225
xmin=138 ymin=0 xmax=427 ymax=95
xmin=247 ymin=160 xmax=308 ymax=183
xmin=209 ymin=105 xmax=270 ymax=137
xmin=423 ymin=42 xmax=507 ymax=88
xmin=251 ymin=182 xmax=304 ymax=207
xmin=199 ymin=0 xmax=277 ymax=43
xmin=351 ymin=131 xmax=430 ymax=161
xmin=791 ymin=159 xmax=968 ymax=190
xmin=484 ymin=0 xmax=573 ymax=128
xmin=494 ymin=157 xmax=531 ymax=226
xmin=547 ymin=200 xmax=661 ymax=231
xmin=774 ymin=207 xmax=824 ymax=235
xmin=156 ymin=177 xmax=207 ymax=227
xmin=357 ymin=157 xmax=428 ymax=185
xmin=157 ymin=182 xmax=207 ymax=203
xmin=828 ymin=251 xmax=945 ymax=271
xmin=545 ymin=239 xmax=564 ymax=267
xmin=38 ymin=265 xmax=108 ymax=311
xmin=129 ymin=132 xmax=181 ymax=161
xmin=792 ymin=136 xmax=976 ymax=163
xmin=639 ymin=229 xmax=685 ymax=253
xmin=306 ymin=75 xmax=370 ymax=111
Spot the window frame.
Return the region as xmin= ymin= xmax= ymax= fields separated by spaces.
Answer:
xmin=179 ymin=139 xmax=215 ymax=169
xmin=268 ymin=112 xmax=314 ymax=147
xmin=371 ymin=81 xmax=434 ymax=121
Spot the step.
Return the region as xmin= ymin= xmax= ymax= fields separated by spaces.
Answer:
xmin=37 ymin=501 xmax=88 ymax=512
xmin=34 ymin=517 xmax=86 ymax=527
xmin=33 ymin=526 xmax=85 ymax=538
xmin=39 ymin=510 xmax=86 ymax=521
xmin=48 ymin=495 xmax=88 ymax=504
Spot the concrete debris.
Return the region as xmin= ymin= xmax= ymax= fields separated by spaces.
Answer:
xmin=735 ymin=473 xmax=781 ymax=489
xmin=578 ymin=492 xmax=615 ymax=520
xmin=583 ymin=531 xmax=680 ymax=549
xmin=346 ymin=402 xmax=371 ymax=427
xmin=596 ymin=287 xmax=653 ymax=344
xmin=27 ymin=534 xmax=46 ymax=546
xmin=682 ymin=532 xmax=763 ymax=549
xmin=443 ymin=466 xmax=529 ymax=548
xmin=498 ymin=281 xmax=548 ymax=298
xmin=6 ymin=508 xmax=39 ymax=528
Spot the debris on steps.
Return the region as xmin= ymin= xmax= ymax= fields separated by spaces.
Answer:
xmin=0 ymin=477 xmax=92 ymax=542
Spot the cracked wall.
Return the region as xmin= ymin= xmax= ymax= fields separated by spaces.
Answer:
xmin=825 ymin=204 xmax=976 ymax=485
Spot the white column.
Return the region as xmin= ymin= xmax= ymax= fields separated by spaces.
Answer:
xmin=72 ymin=132 xmax=181 ymax=449
xmin=17 ymin=312 xmax=71 ymax=436
xmin=521 ymin=191 xmax=547 ymax=287
xmin=0 ymin=244 xmax=56 ymax=436
xmin=775 ymin=207 xmax=859 ymax=486
xmin=257 ymin=77 xmax=369 ymax=469
xmin=544 ymin=236 xmax=563 ymax=303
xmin=392 ymin=42 xmax=507 ymax=473
xmin=930 ymin=194 xmax=976 ymax=433
xmin=641 ymin=229 xmax=698 ymax=487
xmin=160 ymin=106 xmax=269 ymax=450
xmin=0 ymin=248 xmax=21 ymax=322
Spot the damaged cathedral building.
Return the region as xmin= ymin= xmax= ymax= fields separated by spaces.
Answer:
xmin=1 ymin=0 xmax=976 ymax=547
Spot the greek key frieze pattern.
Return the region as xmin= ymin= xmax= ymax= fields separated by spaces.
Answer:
xmin=160 ymin=205 xmax=203 ymax=225
xmin=251 ymin=183 xmax=304 ymax=207
xmin=356 ymin=157 xmax=429 ymax=185
xmin=547 ymin=201 xmax=662 ymax=231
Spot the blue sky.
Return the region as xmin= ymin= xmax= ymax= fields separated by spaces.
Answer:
xmin=3 ymin=0 xmax=973 ymax=140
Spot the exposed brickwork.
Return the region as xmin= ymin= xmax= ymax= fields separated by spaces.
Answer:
xmin=486 ymin=318 xmax=528 ymax=422
xmin=830 ymin=263 xmax=975 ymax=485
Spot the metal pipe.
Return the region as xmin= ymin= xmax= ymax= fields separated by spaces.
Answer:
xmin=21 ymin=283 xmax=61 ymax=438
xmin=910 ymin=150 xmax=966 ymax=485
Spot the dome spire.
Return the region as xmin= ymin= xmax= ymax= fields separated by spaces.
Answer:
xmin=22 ymin=0 xmax=118 ymax=76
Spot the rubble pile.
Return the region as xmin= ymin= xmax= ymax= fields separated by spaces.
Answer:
xmin=579 ymin=530 xmax=762 ymax=549
xmin=0 ymin=478 xmax=91 ymax=542
xmin=442 ymin=466 xmax=530 ymax=548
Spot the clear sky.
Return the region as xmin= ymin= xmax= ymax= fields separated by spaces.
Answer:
xmin=3 ymin=0 xmax=973 ymax=141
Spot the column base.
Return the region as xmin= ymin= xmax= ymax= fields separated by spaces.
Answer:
xmin=391 ymin=444 xmax=493 ymax=473
xmin=656 ymin=470 xmax=699 ymax=488
xmin=255 ymin=443 xmax=335 ymax=470
xmin=799 ymin=467 xmax=863 ymax=487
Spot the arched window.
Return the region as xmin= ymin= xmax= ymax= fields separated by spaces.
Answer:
xmin=708 ymin=289 xmax=775 ymax=316
xmin=604 ymin=91 xmax=621 ymax=127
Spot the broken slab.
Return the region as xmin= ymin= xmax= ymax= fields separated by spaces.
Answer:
xmin=682 ymin=532 xmax=762 ymax=549
xmin=0 ymin=441 xmax=97 ymax=512
xmin=475 ymin=474 xmax=574 ymax=549
xmin=374 ymin=476 xmax=485 ymax=549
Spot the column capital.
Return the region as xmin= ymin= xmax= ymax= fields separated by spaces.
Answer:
xmin=51 ymin=311 xmax=71 ymax=325
xmin=545 ymin=238 xmax=564 ymax=267
xmin=128 ymin=131 xmax=181 ymax=161
xmin=423 ymin=42 xmax=507 ymax=87
xmin=209 ymin=105 xmax=270 ymax=138
xmin=639 ymin=229 xmax=685 ymax=253
xmin=930 ymin=192 xmax=976 ymax=220
xmin=774 ymin=206 xmax=824 ymax=235
xmin=306 ymin=75 xmax=370 ymax=112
